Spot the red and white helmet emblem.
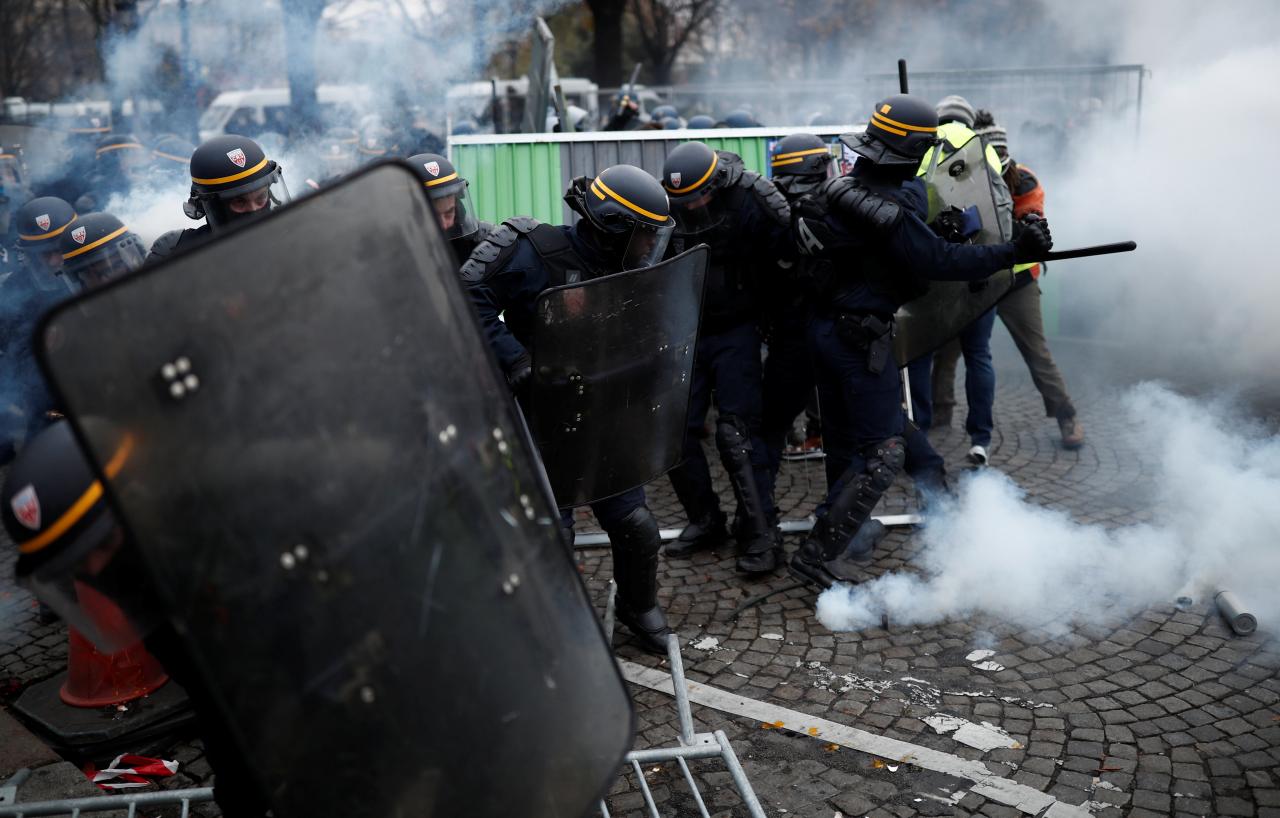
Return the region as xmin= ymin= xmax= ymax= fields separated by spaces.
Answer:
xmin=71 ymin=226 xmax=87 ymax=244
xmin=670 ymin=172 xmax=682 ymax=187
xmin=35 ymin=214 xmax=51 ymax=231
xmin=11 ymin=484 xmax=40 ymax=530
xmin=226 ymin=148 xmax=247 ymax=168
xmin=425 ymin=161 xmax=440 ymax=176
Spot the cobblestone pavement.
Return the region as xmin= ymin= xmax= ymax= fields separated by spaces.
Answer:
xmin=2 ymin=350 xmax=1278 ymax=817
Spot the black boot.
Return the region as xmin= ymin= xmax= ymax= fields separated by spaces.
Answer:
xmin=787 ymin=517 xmax=865 ymax=589
xmin=610 ymin=506 xmax=672 ymax=655
xmin=736 ymin=526 xmax=781 ymax=574
xmin=715 ymin=416 xmax=780 ymax=574
xmin=664 ymin=507 xmax=728 ymax=557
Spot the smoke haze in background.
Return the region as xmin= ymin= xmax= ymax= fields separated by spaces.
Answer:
xmin=817 ymin=383 xmax=1280 ymax=635
xmin=1026 ymin=0 xmax=1280 ymax=382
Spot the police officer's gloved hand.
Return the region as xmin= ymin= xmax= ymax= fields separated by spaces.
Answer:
xmin=1012 ymin=215 xmax=1052 ymax=263
xmin=505 ymin=352 xmax=533 ymax=393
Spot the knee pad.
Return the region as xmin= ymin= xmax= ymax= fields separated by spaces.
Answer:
xmin=610 ymin=504 xmax=660 ymax=552
xmin=862 ymin=436 xmax=905 ymax=490
xmin=715 ymin=414 xmax=753 ymax=462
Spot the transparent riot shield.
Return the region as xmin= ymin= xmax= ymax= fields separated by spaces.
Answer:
xmin=36 ymin=162 xmax=633 ymax=818
xmin=529 ymin=245 xmax=708 ymax=507
xmin=894 ymin=135 xmax=1016 ymax=366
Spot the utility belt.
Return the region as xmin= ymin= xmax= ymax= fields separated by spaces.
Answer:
xmin=834 ymin=310 xmax=895 ymax=375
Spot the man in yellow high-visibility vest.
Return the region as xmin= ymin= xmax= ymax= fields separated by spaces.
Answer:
xmin=918 ymin=95 xmax=1013 ymax=467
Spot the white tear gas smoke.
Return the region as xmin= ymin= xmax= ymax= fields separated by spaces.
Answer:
xmin=1025 ymin=0 xmax=1280 ymax=383
xmin=816 ymin=383 xmax=1280 ymax=635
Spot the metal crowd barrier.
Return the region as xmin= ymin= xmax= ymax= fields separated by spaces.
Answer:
xmin=0 ymin=776 xmax=214 ymax=818
xmin=601 ymin=585 xmax=768 ymax=817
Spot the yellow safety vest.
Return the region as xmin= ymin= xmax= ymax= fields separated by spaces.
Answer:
xmin=918 ymin=122 xmax=1034 ymax=274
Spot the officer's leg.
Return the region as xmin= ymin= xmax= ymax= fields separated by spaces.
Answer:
xmin=665 ymin=333 xmax=727 ymax=556
xmin=711 ymin=324 xmax=780 ymax=573
xmin=594 ymin=488 xmax=670 ymax=654
xmin=761 ymin=314 xmax=815 ymax=479
xmin=931 ymin=340 xmax=961 ymax=427
xmin=791 ymin=318 xmax=903 ymax=588
xmin=960 ymin=308 xmax=997 ymax=449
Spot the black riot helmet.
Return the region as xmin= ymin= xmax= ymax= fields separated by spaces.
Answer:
xmin=564 ymin=164 xmax=675 ymax=271
xmin=686 ymin=115 xmax=715 ymax=129
xmin=407 ymin=153 xmax=480 ymax=241
xmin=150 ymin=134 xmax=196 ymax=184
xmin=770 ymin=133 xmax=834 ymax=199
xmin=841 ymin=94 xmax=939 ymax=167
xmin=95 ymin=132 xmax=150 ymax=179
xmin=2 ymin=420 xmax=158 ymax=652
xmin=16 ymin=196 xmax=77 ymax=278
xmin=650 ymin=104 xmax=679 ymax=121
xmin=185 ymin=135 xmax=289 ymax=230
xmin=59 ymin=212 xmax=146 ymax=290
xmin=722 ymin=110 xmax=759 ymax=128
xmin=662 ymin=141 xmax=733 ymax=235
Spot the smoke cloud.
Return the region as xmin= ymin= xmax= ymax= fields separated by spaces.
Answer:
xmin=817 ymin=383 xmax=1280 ymax=635
xmin=1024 ymin=0 xmax=1280 ymax=382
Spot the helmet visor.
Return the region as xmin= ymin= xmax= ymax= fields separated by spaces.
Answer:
xmin=65 ymin=238 xmax=146 ymax=290
xmin=20 ymin=525 xmax=160 ymax=653
xmin=429 ymin=185 xmax=480 ymax=240
xmin=621 ymin=217 xmax=675 ymax=271
xmin=669 ymin=189 xmax=727 ymax=236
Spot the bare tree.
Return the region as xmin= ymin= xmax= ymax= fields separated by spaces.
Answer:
xmin=629 ymin=0 xmax=720 ymax=85
xmin=0 ymin=1 xmax=61 ymax=98
xmin=584 ymin=0 xmax=626 ymax=88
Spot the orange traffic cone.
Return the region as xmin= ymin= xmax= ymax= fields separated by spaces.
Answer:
xmin=59 ymin=583 xmax=168 ymax=708
xmin=60 ymin=627 xmax=169 ymax=707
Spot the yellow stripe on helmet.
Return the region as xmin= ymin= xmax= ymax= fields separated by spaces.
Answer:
xmin=590 ymin=177 xmax=666 ymax=223
xmin=19 ymin=217 xmax=76 ymax=243
xmin=771 ymin=147 xmax=829 ymax=164
xmin=664 ymin=151 xmax=719 ymax=194
xmin=191 ymin=156 xmax=270 ymax=186
xmin=62 ymin=225 xmax=129 ymax=261
xmin=18 ymin=435 xmax=134 ymax=555
xmin=424 ymin=172 xmax=458 ymax=188
xmin=871 ymin=112 xmax=937 ymax=134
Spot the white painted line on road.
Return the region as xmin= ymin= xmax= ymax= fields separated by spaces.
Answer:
xmin=619 ymin=660 xmax=1096 ymax=818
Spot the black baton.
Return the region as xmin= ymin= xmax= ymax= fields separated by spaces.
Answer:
xmin=1038 ymin=241 xmax=1137 ymax=262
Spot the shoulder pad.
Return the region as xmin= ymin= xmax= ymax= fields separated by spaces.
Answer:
xmin=146 ymin=229 xmax=186 ymax=264
xmin=820 ymin=176 xmax=902 ymax=234
xmin=503 ymin=216 xmax=542 ymax=235
xmin=459 ymin=222 xmax=522 ymax=284
xmin=742 ymin=171 xmax=790 ymax=227
xmin=475 ymin=221 xmax=495 ymax=243
xmin=716 ymin=150 xmax=745 ymax=186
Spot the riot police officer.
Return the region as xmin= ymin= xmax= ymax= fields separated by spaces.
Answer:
xmin=660 ymin=141 xmax=792 ymax=574
xmin=2 ymin=421 xmax=273 ymax=817
xmin=1 ymin=197 xmax=78 ymax=459
xmin=407 ymin=153 xmax=492 ymax=266
xmin=76 ymin=132 xmax=151 ymax=213
xmin=461 ymin=164 xmax=676 ymax=654
xmin=147 ymin=135 xmax=290 ymax=263
xmin=762 ymin=133 xmax=833 ymax=479
xmin=58 ymin=212 xmax=146 ymax=290
xmin=788 ymin=94 xmax=1052 ymax=589
xmin=150 ymin=134 xmax=196 ymax=186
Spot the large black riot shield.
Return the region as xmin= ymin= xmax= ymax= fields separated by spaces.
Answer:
xmin=36 ymin=163 xmax=632 ymax=818
xmin=893 ymin=135 xmax=1017 ymax=366
xmin=529 ymin=246 xmax=708 ymax=507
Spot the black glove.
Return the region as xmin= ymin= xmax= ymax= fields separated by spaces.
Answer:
xmin=505 ymin=352 xmax=532 ymax=393
xmin=1012 ymin=215 xmax=1052 ymax=263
